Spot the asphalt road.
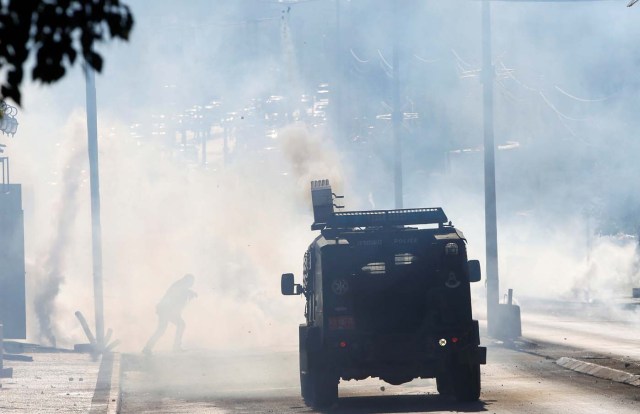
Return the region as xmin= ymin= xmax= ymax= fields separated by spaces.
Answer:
xmin=119 ymin=338 xmax=640 ymax=413
xmin=119 ymin=297 xmax=640 ymax=413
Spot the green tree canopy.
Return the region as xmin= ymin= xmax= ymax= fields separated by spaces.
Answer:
xmin=0 ymin=0 xmax=134 ymax=106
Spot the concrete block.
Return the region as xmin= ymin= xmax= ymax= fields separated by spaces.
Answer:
xmin=556 ymin=357 xmax=640 ymax=387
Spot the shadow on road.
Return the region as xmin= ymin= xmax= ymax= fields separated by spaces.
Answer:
xmin=121 ymin=352 xmax=490 ymax=413
xmin=321 ymin=395 xmax=487 ymax=413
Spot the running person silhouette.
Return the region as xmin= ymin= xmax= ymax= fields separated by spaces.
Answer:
xmin=143 ymin=273 xmax=197 ymax=354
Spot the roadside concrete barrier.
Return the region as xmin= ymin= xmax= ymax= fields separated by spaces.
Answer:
xmin=556 ymin=357 xmax=640 ymax=387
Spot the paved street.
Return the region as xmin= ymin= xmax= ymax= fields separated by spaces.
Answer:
xmin=119 ymin=311 xmax=640 ymax=414
xmin=119 ymin=344 xmax=640 ymax=413
xmin=1 ymin=304 xmax=639 ymax=413
xmin=0 ymin=352 xmax=101 ymax=413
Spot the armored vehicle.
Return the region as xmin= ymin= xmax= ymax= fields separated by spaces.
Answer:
xmin=281 ymin=180 xmax=486 ymax=408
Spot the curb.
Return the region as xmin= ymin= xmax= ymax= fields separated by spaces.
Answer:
xmin=107 ymin=353 xmax=121 ymax=414
xmin=89 ymin=352 xmax=121 ymax=414
xmin=556 ymin=357 xmax=640 ymax=387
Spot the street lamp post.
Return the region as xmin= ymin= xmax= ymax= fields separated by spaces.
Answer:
xmin=481 ymin=1 xmax=501 ymax=337
xmin=334 ymin=0 xmax=344 ymax=141
xmin=84 ymin=65 xmax=105 ymax=351
xmin=481 ymin=0 xmax=618 ymax=337
xmin=392 ymin=3 xmax=404 ymax=209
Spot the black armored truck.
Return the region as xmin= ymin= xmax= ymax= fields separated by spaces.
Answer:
xmin=281 ymin=180 xmax=486 ymax=408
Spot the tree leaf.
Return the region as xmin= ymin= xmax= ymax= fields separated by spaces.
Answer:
xmin=0 ymin=0 xmax=134 ymax=106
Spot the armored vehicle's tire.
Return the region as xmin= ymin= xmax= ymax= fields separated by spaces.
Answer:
xmin=452 ymin=363 xmax=481 ymax=402
xmin=301 ymin=351 xmax=338 ymax=408
xmin=300 ymin=371 xmax=311 ymax=401
xmin=308 ymin=369 xmax=338 ymax=408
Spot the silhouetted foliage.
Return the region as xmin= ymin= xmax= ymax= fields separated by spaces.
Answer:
xmin=0 ymin=0 xmax=134 ymax=106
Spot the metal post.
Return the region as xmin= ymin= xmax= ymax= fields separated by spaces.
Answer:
xmin=84 ymin=65 xmax=105 ymax=350
xmin=1 ymin=156 xmax=10 ymax=188
xmin=0 ymin=323 xmax=13 ymax=378
xmin=223 ymin=126 xmax=228 ymax=167
xmin=392 ymin=3 xmax=403 ymax=209
xmin=586 ymin=213 xmax=591 ymax=264
xmin=0 ymin=323 xmax=3 ymax=370
xmin=74 ymin=311 xmax=97 ymax=346
xmin=202 ymin=129 xmax=207 ymax=167
xmin=334 ymin=0 xmax=343 ymax=136
xmin=482 ymin=1 xmax=500 ymax=336
xmin=0 ymin=157 xmax=8 ymax=189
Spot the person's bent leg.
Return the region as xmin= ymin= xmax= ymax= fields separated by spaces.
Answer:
xmin=143 ymin=318 xmax=168 ymax=354
xmin=173 ymin=317 xmax=186 ymax=351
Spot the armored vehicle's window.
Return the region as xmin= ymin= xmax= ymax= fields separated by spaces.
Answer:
xmin=394 ymin=253 xmax=417 ymax=266
xmin=361 ymin=262 xmax=385 ymax=274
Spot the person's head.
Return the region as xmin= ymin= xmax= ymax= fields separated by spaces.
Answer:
xmin=182 ymin=273 xmax=195 ymax=287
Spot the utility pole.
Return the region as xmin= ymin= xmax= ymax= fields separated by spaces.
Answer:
xmin=223 ymin=125 xmax=229 ymax=167
xmin=478 ymin=0 xmax=612 ymax=338
xmin=201 ymin=129 xmax=208 ymax=167
xmin=84 ymin=65 xmax=104 ymax=350
xmin=481 ymin=1 xmax=500 ymax=336
xmin=392 ymin=3 xmax=403 ymax=209
xmin=334 ymin=0 xmax=343 ymax=137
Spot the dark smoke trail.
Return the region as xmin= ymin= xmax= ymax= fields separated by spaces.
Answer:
xmin=34 ymin=275 xmax=61 ymax=347
xmin=34 ymin=146 xmax=84 ymax=347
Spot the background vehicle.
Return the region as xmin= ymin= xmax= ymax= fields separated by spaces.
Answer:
xmin=281 ymin=179 xmax=486 ymax=408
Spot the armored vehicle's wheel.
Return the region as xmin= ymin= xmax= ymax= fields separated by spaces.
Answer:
xmin=308 ymin=368 xmax=338 ymax=408
xmin=452 ymin=363 xmax=481 ymax=402
xmin=301 ymin=353 xmax=338 ymax=408
xmin=300 ymin=371 xmax=311 ymax=401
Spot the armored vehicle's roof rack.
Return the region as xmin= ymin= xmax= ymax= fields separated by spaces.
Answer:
xmin=310 ymin=179 xmax=448 ymax=231
xmin=316 ymin=208 xmax=449 ymax=230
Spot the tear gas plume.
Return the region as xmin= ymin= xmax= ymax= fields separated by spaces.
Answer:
xmin=31 ymin=112 xmax=88 ymax=347
xmin=15 ymin=113 xmax=346 ymax=351
xmin=279 ymin=123 xmax=345 ymax=202
xmin=95 ymin=119 xmax=343 ymax=351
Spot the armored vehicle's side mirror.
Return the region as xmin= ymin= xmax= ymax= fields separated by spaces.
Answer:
xmin=468 ymin=260 xmax=481 ymax=283
xmin=281 ymin=273 xmax=302 ymax=295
